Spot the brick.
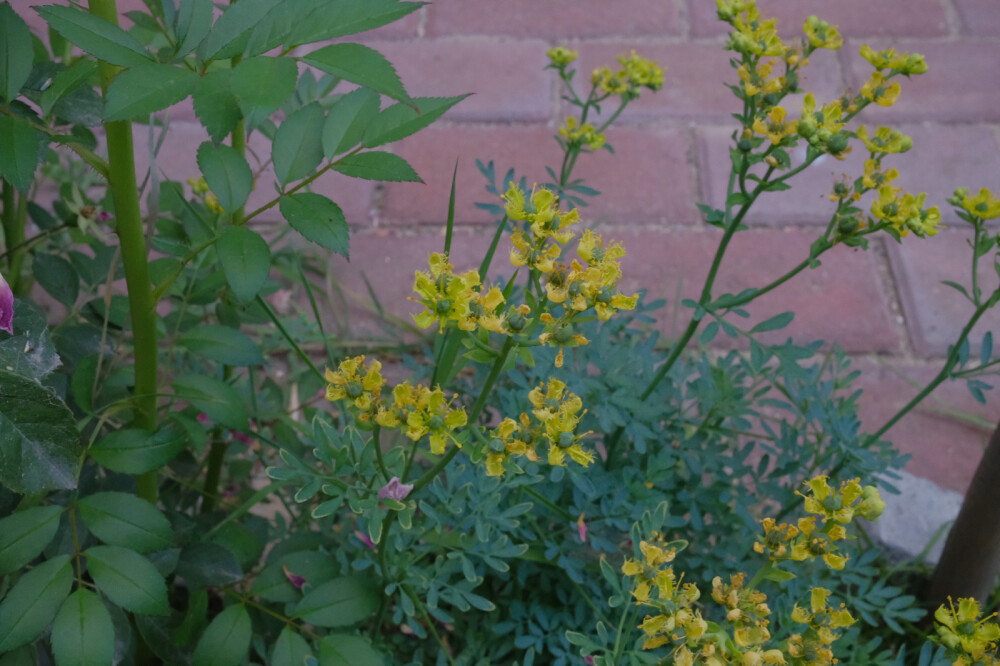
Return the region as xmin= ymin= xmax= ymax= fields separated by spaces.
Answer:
xmin=379 ymin=124 xmax=559 ymax=225
xmin=367 ymin=39 xmax=552 ymax=122
xmin=698 ymin=123 xmax=1000 ymax=226
xmin=564 ymin=43 xmax=843 ymax=125
xmin=953 ymin=0 xmax=1000 ymax=37
xmin=689 ymin=0 xmax=950 ymax=39
xmin=356 ymin=5 xmax=423 ymax=40
xmin=130 ymin=122 xmax=375 ymax=226
xmin=852 ymin=358 xmax=993 ymax=493
xmin=425 ymin=0 xmax=683 ymax=39
xmin=611 ymin=228 xmax=901 ymax=352
xmin=885 ymin=229 xmax=1000 ymax=357
xmin=844 ymin=40 xmax=1000 ymax=123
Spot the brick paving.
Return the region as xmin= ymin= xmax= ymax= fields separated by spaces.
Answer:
xmin=18 ymin=0 xmax=1000 ymax=492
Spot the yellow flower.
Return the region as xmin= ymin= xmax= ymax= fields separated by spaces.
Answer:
xmin=737 ymin=60 xmax=785 ymax=97
xmin=205 ymin=192 xmax=225 ymax=214
xmin=402 ymin=384 xmax=467 ymax=454
xmin=789 ymin=516 xmax=848 ymax=570
xmin=860 ymin=71 xmax=901 ymax=107
xmin=509 ymin=231 xmax=561 ymax=273
xmin=503 ymin=183 xmax=579 ymax=244
xmin=188 ymin=176 xmax=209 ymax=194
xmin=728 ymin=5 xmax=786 ymax=57
xmin=410 ymin=253 xmax=481 ymax=333
xmin=546 ymin=46 xmax=578 ymax=66
xmin=558 ymin=117 xmax=606 ymax=150
xmin=483 ymin=416 xmax=540 ymax=476
xmin=463 ymin=285 xmax=505 ymax=332
xmin=871 ymin=186 xmax=943 ymax=238
xmin=591 ymin=66 xmax=628 ymax=94
xmin=618 ymin=50 xmax=665 ymax=90
xmin=537 ymin=314 xmax=589 ymax=367
xmin=959 ymin=187 xmax=1000 ymax=220
xmin=752 ymin=106 xmax=797 ymax=145
xmin=753 ymin=517 xmax=799 ymax=559
xmin=527 ymin=378 xmax=594 ymax=467
xmin=480 ymin=303 xmax=532 ymax=336
xmin=798 ymin=93 xmax=848 ymax=157
xmin=860 ymin=44 xmax=929 ymax=75
xmin=861 ymin=158 xmax=899 ymax=190
xmin=325 ymin=356 xmax=385 ymax=418
xmin=856 ymin=125 xmax=912 ymax=154
xmin=803 ymin=16 xmax=842 ymax=50
xmin=935 ymin=597 xmax=1000 ymax=661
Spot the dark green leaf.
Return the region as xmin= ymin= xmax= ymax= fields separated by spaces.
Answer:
xmin=251 ymin=550 xmax=339 ymax=602
xmin=279 ymin=193 xmax=349 ymax=257
xmin=77 ymin=492 xmax=173 ymax=554
xmin=32 ymin=252 xmax=79 ymax=308
xmin=0 ymin=2 xmax=35 ymax=101
xmin=196 ymin=0 xmax=281 ymax=62
xmin=243 ymin=0 xmax=326 ymax=57
xmin=750 ymin=311 xmax=794 ymax=334
xmin=36 ymin=5 xmax=153 ymax=67
xmin=178 ymin=324 xmax=264 ymax=365
xmin=0 ymin=505 xmax=63 ymax=575
xmin=332 ymin=151 xmax=421 ymax=183
xmin=85 ymin=545 xmax=168 ymax=615
xmin=193 ymin=70 xmax=242 ymax=142
xmin=89 ymin=426 xmax=186 ymax=474
xmin=0 ymin=555 xmax=72 ymax=651
xmin=0 ymin=369 xmax=80 ymax=493
xmin=363 ymin=95 xmax=468 ymax=148
xmin=726 ymin=192 xmax=749 ymax=206
xmin=0 ymin=115 xmax=42 ymax=192
xmin=294 ymin=575 xmax=379 ymax=627
xmin=289 ymin=0 xmax=422 ymax=44
xmin=172 ymin=374 xmax=248 ymax=431
xmin=981 ymin=331 xmax=993 ymax=366
xmin=762 ymin=568 xmax=796 ymax=583
xmin=176 ymin=541 xmax=244 ymax=588
xmin=196 ymin=142 xmax=253 ymax=213
xmin=322 ymin=87 xmax=379 ymax=158
xmin=51 ymin=589 xmax=115 ymax=666
xmin=303 ymin=43 xmax=411 ymax=105
xmin=217 ymin=225 xmax=270 ymax=304
xmin=104 ymin=64 xmax=197 ymax=121
xmin=270 ymin=625 xmax=312 ymax=666
xmin=0 ymin=298 xmax=61 ymax=382
xmin=40 ymin=59 xmax=98 ymax=117
xmin=229 ymin=55 xmax=297 ymax=129
xmin=192 ymin=604 xmax=252 ymax=666
xmin=174 ymin=0 xmax=212 ymax=59
xmin=318 ymin=634 xmax=383 ymax=666
xmin=273 ymin=102 xmax=325 ymax=185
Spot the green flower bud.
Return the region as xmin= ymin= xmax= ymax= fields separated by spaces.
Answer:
xmin=557 ymin=431 xmax=575 ymax=448
xmin=428 ymin=415 xmax=444 ymax=430
xmin=435 ymin=299 xmax=453 ymax=315
xmin=488 ymin=438 xmax=506 ymax=454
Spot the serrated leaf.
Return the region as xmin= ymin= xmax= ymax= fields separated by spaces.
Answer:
xmin=196 ymin=142 xmax=252 ymax=213
xmin=0 ymin=505 xmax=63 ymax=575
xmin=322 ymin=87 xmax=379 ymax=158
xmin=0 ymin=115 xmax=43 ymax=192
xmin=289 ymin=0 xmax=422 ymax=44
xmin=0 ymin=369 xmax=80 ymax=493
xmin=193 ymin=70 xmax=243 ymax=142
xmin=104 ymin=64 xmax=197 ymax=121
xmin=85 ymin=545 xmax=168 ymax=615
xmin=279 ymin=193 xmax=349 ymax=257
xmin=176 ymin=542 xmax=244 ymax=588
xmin=51 ymin=589 xmax=115 ymax=666
xmin=89 ymin=426 xmax=186 ymax=474
xmin=178 ymin=324 xmax=264 ymax=365
xmin=318 ymin=634 xmax=383 ymax=666
xmin=217 ymin=225 xmax=270 ymax=304
xmin=294 ymin=576 xmax=379 ymax=627
xmin=229 ymin=55 xmax=297 ymax=129
xmin=273 ymin=102 xmax=325 ymax=185
xmin=303 ymin=43 xmax=411 ymax=105
xmin=77 ymin=492 xmax=173 ymax=554
xmin=174 ymin=0 xmax=213 ymax=59
xmin=172 ymin=374 xmax=248 ymax=431
xmin=40 ymin=59 xmax=98 ymax=117
xmin=37 ymin=5 xmax=153 ymax=67
xmin=0 ymin=2 xmax=35 ymax=102
xmin=270 ymin=625 xmax=313 ymax=666
xmin=0 ymin=555 xmax=72 ymax=651
xmin=192 ymin=604 xmax=251 ymax=666
xmin=332 ymin=151 xmax=421 ymax=182
xmin=196 ymin=0 xmax=281 ymax=62
xmin=363 ymin=94 xmax=469 ymax=148
xmin=33 ymin=252 xmax=79 ymax=308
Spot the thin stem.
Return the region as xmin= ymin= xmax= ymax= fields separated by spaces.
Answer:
xmin=372 ymin=425 xmax=390 ymax=481
xmin=90 ymin=0 xmax=159 ymax=504
xmin=0 ymin=223 xmax=73 ymax=262
xmin=2 ymin=181 xmax=27 ymax=295
xmin=257 ymin=295 xmax=325 ymax=382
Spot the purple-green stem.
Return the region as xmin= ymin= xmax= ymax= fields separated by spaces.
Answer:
xmin=90 ymin=0 xmax=158 ymax=504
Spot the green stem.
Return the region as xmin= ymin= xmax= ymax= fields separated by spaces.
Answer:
xmin=372 ymin=425 xmax=389 ymax=481
xmin=1 ymin=180 xmax=27 ymax=295
xmin=201 ymin=367 xmax=234 ymax=512
xmin=257 ymin=295 xmax=325 ymax=381
xmin=90 ymin=0 xmax=159 ymax=504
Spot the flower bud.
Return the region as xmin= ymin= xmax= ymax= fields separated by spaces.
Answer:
xmin=856 ymin=485 xmax=886 ymax=521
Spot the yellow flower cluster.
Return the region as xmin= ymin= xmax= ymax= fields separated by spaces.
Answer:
xmin=952 ymin=187 xmax=1000 ymax=221
xmin=737 ymin=60 xmax=785 ymax=98
xmin=546 ymin=46 xmax=578 ymax=67
xmin=718 ymin=1 xmax=787 ymax=58
xmin=591 ymin=50 xmax=664 ymax=96
xmin=860 ymin=44 xmax=929 ymax=76
xmin=483 ymin=378 xmax=594 ymax=476
xmin=710 ymin=573 xmax=777 ymax=659
xmin=857 ymin=125 xmax=913 ymax=155
xmin=935 ymin=597 xmax=1000 ymax=665
xmin=787 ymin=587 xmax=856 ymax=666
xmin=752 ymin=107 xmax=797 ymax=145
xmin=325 ymin=356 xmax=385 ymax=422
xmin=754 ymin=476 xmax=885 ymax=571
xmin=324 ymin=355 xmax=467 ymax=455
xmin=870 ymin=185 xmax=943 ymax=238
xmin=797 ymin=93 xmax=849 ymax=158
xmin=803 ymin=16 xmax=842 ymax=51
xmin=375 ymin=383 xmax=467 ymax=455
xmin=558 ymin=117 xmax=606 ymax=151
xmin=410 ymin=253 xmax=505 ymax=333
xmin=187 ymin=176 xmax=225 ymax=213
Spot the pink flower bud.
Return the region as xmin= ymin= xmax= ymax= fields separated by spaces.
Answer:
xmin=282 ymin=564 xmax=307 ymax=590
xmin=0 ymin=271 xmax=12 ymax=335
xmin=355 ymin=530 xmax=375 ymax=550
xmin=577 ymin=513 xmax=588 ymax=543
xmin=379 ymin=476 xmax=414 ymax=502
